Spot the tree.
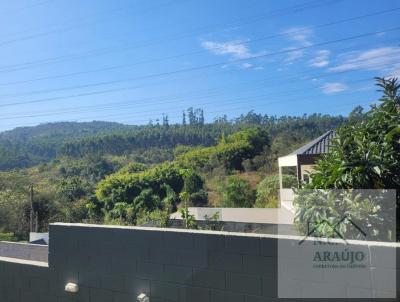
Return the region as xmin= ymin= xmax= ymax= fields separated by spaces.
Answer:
xmin=222 ymin=176 xmax=256 ymax=207
xmin=348 ymin=105 xmax=364 ymax=124
xmin=307 ymin=78 xmax=399 ymax=190
xmin=182 ymin=111 xmax=186 ymax=125
xmin=112 ymin=202 xmax=129 ymax=223
xmin=296 ymin=77 xmax=400 ymax=241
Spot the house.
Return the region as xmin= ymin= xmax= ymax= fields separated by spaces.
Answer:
xmin=278 ymin=130 xmax=336 ymax=208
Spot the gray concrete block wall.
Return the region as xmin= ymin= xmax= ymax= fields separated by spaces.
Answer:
xmin=0 ymin=241 xmax=48 ymax=262
xmin=0 ymin=223 xmax=399 ymax=302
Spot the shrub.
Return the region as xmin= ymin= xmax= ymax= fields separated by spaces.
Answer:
xmin=118 ymin=162 xmax=148 ymax=174
xmin=190 ymin=189 xmax=208 ymax=206
xmin=222 ymin=176 xmax=256 ymax=207
xmin=96 ymin=162 xmax=186 ymax=206
xmin=178 ymin=127 xmax=270 ymax=171
xmin=254 ymin=174 xmax=297 ymax=208
xmin=0 ymin=232 xmax=16 ymax=241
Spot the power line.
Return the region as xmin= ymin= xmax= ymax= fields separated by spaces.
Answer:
xmin=0 ymin=0 xmax=343 ymax=72
xmin=72 ymin=89 xmax=377 ymax=124
xmin=0 ymin=7 xmax=397 ymax=85
xmin=0 ymin=4 xmax=396 ymax=76
xmin=0 ymin=55 xmax=396 ymax=117
xmin=0 ymin=86 xmax=375 ymax=130
xmin=1 ymin=39 xmax=397 ymax=100
xmin=0 ymin=27 xmax=398 ymax=108
xmin=0 ymin=0 xmax=188 ymax=48
xmin=0 ymin=75 xmax=379 ymax=122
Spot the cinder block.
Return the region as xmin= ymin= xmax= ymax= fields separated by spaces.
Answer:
xmin=123 ymin=247 xmax=149 ymax=261
xmin=136 ymin=261 xmax=163 ymax=280
xmin=225 ymin=236 xmax=261 ymax=255
xmin=372 ymin=289 xmax=397 ymax=299
xmin=193 ymin=268 xmax=225 ymax=289
xmin=124 ymin=277 xmax=150 ymax=295
xmin=0 ymin=286 xmax=20 ymax=302
xmin=370 ymin=267 xmax=397 ymax=292
xmin=30 ymin=277 xmax=50 ymax=293
xmin=150 ymin=280 xmax=181 ymax=301
xmin=180 ymin=286 xmax=210 ymax=302
xmin=0 ymin=273 xmax=14 ymax=289
xmin=261 ymin=276 xmax=277 ymax=298
xmin=194 ymin=234 xmax=225 ymax=251
xmin=210 ymin=290 xmax=245 ymax=302
xmin=163 ymin=265 xmax=193 ymax=284
xmin=208 ymin=251 xmax=243 ymax=272
xmin=112 ymin=292 xmax=133 ymax=302
xmin=38 ymin=293 xmax=59 ymax=302
xmin=164 ymin=232 xmax=194 ymax=249
xmin=148 ymin=248 xmax=176 ymax=264
xmin=126 ymin=229 xmax=164 ymax=250
xmin=242 ymin=255 xmax=276 ymax=277
xmin=370 ymin=245 xmax=397 ymax=269
xmin=100 ymin=274 xmax=125 ymax=292
xmin=345 ymin=286 xmax=373 ymax=298
xmin=172 ymin=249 xmax=208 ymax=268
xmin=85 ymin=254 xmax=112 ymax=273
xmin=260 ymin=238 xmax=277 ymax=258
xmin=245 ymin=295 xmax=278 ymax=302
xmin=20 ymin=290 xmax=41 ymax=302
xmin=78 ymin=271 xmax=100 ymax=288
xmin=110 ymin=256 xmax=136 ymax=275
xmin=14 ymin=275 xmax=31 ymax=291
xmin=90 ymin=288 xmax=114 ymax=302
xmin=226 ymin=272 xmax=262 ymax=295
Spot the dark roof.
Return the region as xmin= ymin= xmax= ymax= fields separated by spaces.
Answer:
xmin=29 ymin=238 xmax=48 ymax=245
xmin=290 ymin=130 xmax=336 ymax=155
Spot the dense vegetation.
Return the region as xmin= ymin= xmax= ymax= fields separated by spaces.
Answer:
xmin=0 ymin=108 xmax=346 ymax=240
xmin=0 ymin=111 xmax=344 ymax=170
xmin=295 ymin=78 xmax=400 ymax=241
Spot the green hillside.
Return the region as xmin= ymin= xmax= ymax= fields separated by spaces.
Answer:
xmin=0 ymin=110 xmax=347 ymax=239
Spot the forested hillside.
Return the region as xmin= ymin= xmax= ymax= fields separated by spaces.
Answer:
xmin=0 ymin=109 xmax=348 ymax=240
xmin=0 ymin=111 xmax=345 ymax=170
xmin=0 ymin=121 xmax=133 ymax=170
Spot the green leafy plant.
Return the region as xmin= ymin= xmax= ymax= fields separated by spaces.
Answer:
xmin=296 ymin=77 xmax=400 ymax=241
xmin=179 ymin=207 xmax=198 ymax=229
xmin=203 ymin=212 xmax=223 ymax=231
xmin=222 ymin=176 xmax=256 ymax=208
xmin=255 ymin=174 xmax=297 ymax=208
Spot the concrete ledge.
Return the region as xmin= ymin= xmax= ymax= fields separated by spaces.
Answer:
xmin=0 ymin=241 xmax=48 ymax=262
xmin=0 ymin=255 xmax=48 ymax=267
xmin=51 ymin=222 xmax=400 ymax=248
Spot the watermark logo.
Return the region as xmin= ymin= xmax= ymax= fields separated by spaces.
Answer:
xmin=298 ymin=216 xmax=368 ymax=269
xmin=298 ymin=215 xmax=367 ymax=245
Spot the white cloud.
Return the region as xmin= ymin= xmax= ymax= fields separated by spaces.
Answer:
xmin=329 ymin=47 xmax=400 ymax=72
xmin=309 ymin=50 xmax=330 ymax=68
xmin=201 ymin=40 xmax=261 ymax=59
xmin=281 ymin=26 xmax=313 ymax=64
xmin=321 ymin=82 xmax=348 ymax=94
xmin=201 ymin=39 xmax=266 ymax=70
xmin=282 ymin=26 xmax=313 ymax=46
xmin=284 ymin=47 xmax=304 ymax=64
xmin=241 ymin=62 xmax=253 ymax=69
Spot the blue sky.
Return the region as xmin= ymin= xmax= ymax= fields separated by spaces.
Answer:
xmin=0 ymin=0 xmax=399 ymax=131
